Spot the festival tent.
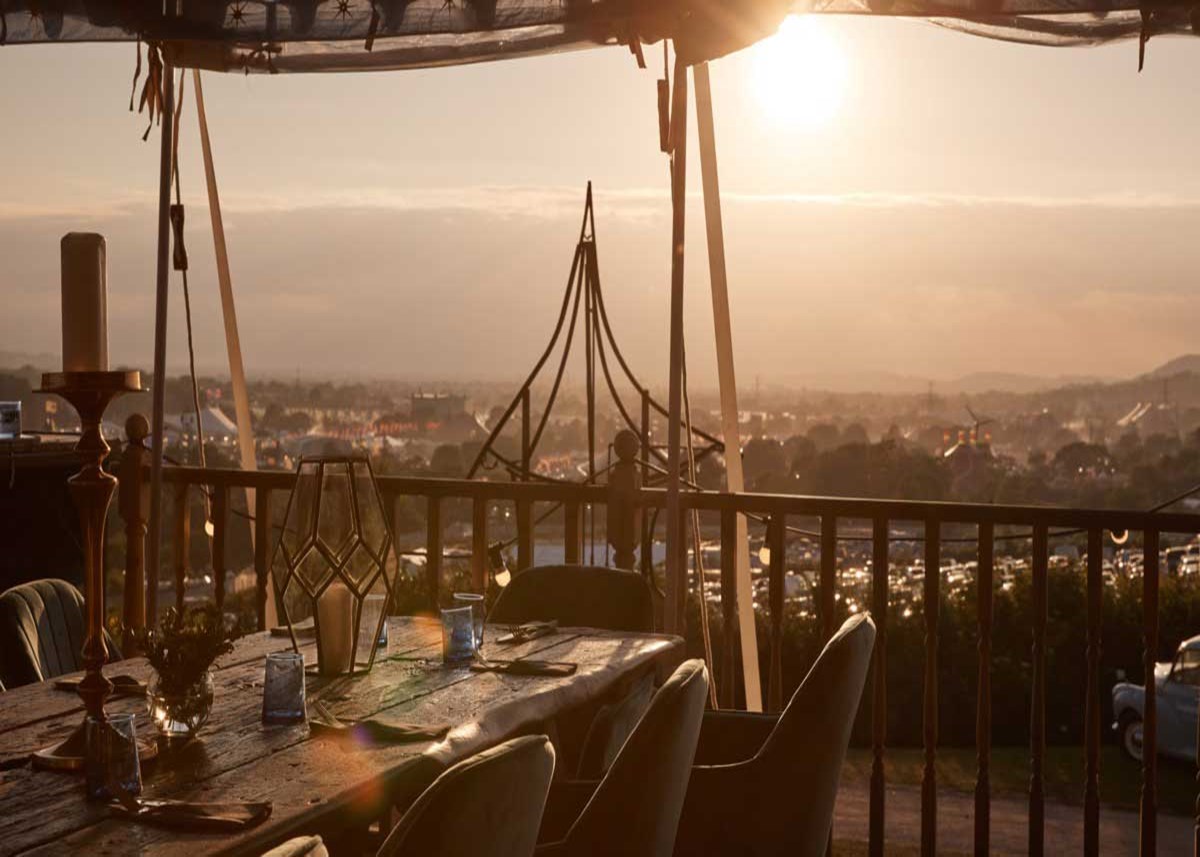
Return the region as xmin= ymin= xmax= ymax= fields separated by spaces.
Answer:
xmin=3 ymin=0 xmax=1191 ymax=711
xmin=1 ymin=0 xmax=1194 ymax=66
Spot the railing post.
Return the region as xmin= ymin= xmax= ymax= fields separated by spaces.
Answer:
xmin=719 ymin=507 xmax=739 ymax=709
xmin=922 ymin=519 xmax=940 ymax=857
xmin=517 ymin=389 xmax=533 ymax=572
xmin=1084 ymin=527 xmax=1103 ymax=857
xmin=427 ymin=496 xmax=443 ymax=607
xmin=564 ymin=502 xmax=582 ymax=565
xmin=976 ymin=522 xmax=994 ymax=857
xmin=766 ymin=514 xmax=785 ymax=713
xmin=1141 ymin=528 xmax=1158 ymax=857
xmin=212 ymin=485 xmax=228 ymax=611
xmin=820 ymin=515 xmax=837 ymax=642
xmin=640 ymin=389 xmax=652 ymax=578
xmin=472 ymin=497 xmax=488 ymax=590
xmin=118 ymin=414 xmax=150 ymax=651
xmin=173 ymin=484 xmax=190 ymax=612
xmin=607 ymin=430 xmax=641 ymax=570
xmin=1030 ymin=524 xmax=1048 ymax=857
xmin=869 ymin=517 xmax=889 ymax=857
xmin=254 ymin=488 xmax=271 ymax=631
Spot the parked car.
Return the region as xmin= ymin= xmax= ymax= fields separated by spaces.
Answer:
xmin=1112 ymin=634 xmax=1200 ymax=762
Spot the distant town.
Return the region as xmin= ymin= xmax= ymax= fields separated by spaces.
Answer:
xmin=4 ymin=355 xmax=1200 ymax=615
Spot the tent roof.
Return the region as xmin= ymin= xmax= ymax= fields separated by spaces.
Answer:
xmin=1 ymin=1 xmax=1194 ymax=72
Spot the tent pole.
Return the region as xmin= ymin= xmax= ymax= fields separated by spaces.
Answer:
xmin=146 ymin=61 xmax=176 ymax=626
xmin=664 ymin=56 xmax=688 ymax=636
xmin=694 ymin=62 xmax=762 ymax=712
xmin=192 ymin=70 xmax=275 ymax=628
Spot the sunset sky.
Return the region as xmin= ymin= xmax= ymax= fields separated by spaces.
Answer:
xmin=3 ymin=18 xmax=1200 ymax=389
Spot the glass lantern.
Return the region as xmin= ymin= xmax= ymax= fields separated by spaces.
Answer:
xmin=270 ymin=455 xmax=396 ymax=675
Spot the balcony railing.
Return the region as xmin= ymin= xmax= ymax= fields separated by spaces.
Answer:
xmin=112 ymin=419 xmax=1200 ymax=857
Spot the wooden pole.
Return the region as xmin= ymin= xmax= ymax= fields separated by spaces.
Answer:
xmin=146 ymin=62 xmax=175 ymax=626
xmin=694 ymin=61 xmax=762 ymax=712
xmin=664 ymin=56 xmax=689 ymax=635
xmin=193 ymin=70 xmax=275 ymax=628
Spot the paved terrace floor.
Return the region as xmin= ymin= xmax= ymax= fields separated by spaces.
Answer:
xmin=832 ymin=781 xmax=1191 ymax=855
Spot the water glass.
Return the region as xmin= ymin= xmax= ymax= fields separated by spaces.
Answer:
xmin=84 ymin=714 xmax=142 ymax=802
xmin=359 ymin=593 xmax=389 ymax=657
xmin=262 ymin=652 xmax=307 ymax=725
xmin=440 ymin=606 xmax=477 ymax=664
xmin=453 ymin=592 xmax=486 ymax=649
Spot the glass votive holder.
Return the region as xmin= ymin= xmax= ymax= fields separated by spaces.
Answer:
xmin=359 ymin=593 xmax=389 ymax=656
xmin=84 ymin=713 xmax=142 ymax=802
xmin=262 ymin=652 xmax=307 ymax=725
xmin=452 ymin=592 xmax=485 ymax=649
xmin=441 ymin=605 xmax=477 ymax=665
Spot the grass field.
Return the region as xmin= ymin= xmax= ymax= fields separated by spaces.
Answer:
xmin=841 ymin=745 xmax=1196 ymax=816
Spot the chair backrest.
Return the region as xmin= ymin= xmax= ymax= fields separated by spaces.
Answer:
xmin=746 ymin=613 xmax=877 ymax=856
xmin=0 ymin=579 xmax=96 ymax=688
xmin=563 ymin=659 xmax=708 ymax=857
xmin=488 ymin=565 xmax=653 ymax=632
xmin=379 ymin=734 xmax=556 ymax=857
xmin=575 ymin=671 xmax=655 ymax=779
xmin=260 ymin=836 xmax=328 ymax=857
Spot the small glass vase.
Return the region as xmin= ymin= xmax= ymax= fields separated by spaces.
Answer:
xmin=147 ymin=670 xmax=215 ymax=744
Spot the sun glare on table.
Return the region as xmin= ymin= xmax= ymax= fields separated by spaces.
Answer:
xmin=751 ymin=16 xmax=848 ymax=129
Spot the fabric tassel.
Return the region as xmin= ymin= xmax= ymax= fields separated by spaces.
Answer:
xmin=1138 ymin=10 xmax=1150 ymax=71
xmin=136 ymin=42 xmax=165 ymax=141
xmin=366 ymin=6 xmax=380 ymax=51
xmin=129 ymin=39 xmax=142 ymax=112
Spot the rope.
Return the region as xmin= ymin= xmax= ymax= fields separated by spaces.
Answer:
xmin=167 ymin=68 xmax=214 ymax=546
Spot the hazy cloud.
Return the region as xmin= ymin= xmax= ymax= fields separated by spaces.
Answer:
xmin=4 ymin=185 xmax=1199 ymax=386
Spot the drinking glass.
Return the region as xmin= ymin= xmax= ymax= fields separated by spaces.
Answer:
xmin=452 ymin=592 xmax=485 ymax=649
xmin=262 ymin=652 xmax=307 ymax=725
xmin=440 ymin=606 xmax=477 ymax=664
xmin=84 ymin=713 xmax=142 ymax=802
xmin=359 ymin=593 xmax=389 ymax=657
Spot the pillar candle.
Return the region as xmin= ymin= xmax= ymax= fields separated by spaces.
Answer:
xmin=316 ymin=582 xmax=354 ymax=675
xmin=60 ymin=233 xmax=108 ymax=372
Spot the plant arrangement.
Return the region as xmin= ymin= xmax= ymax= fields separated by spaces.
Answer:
xmin=135 ymin=604 xmax=237 ymax=696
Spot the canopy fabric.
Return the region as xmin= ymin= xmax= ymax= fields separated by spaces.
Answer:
xmin=0 ymin=1 xmax=1194 ymax=71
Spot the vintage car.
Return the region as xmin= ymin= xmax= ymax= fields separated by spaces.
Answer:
xmin=1112 ymin=634 xmax=1200 ymax=762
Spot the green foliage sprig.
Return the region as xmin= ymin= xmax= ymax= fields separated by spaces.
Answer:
xmin=135 ymin=605 xmax=237 ymax=697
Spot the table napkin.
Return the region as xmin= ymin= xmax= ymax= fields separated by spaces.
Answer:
xmin=54 ymin=674 xmax=147 ymax=697
xmin=470 ymin=659 xmax=577 ymax=677
xmin=109 ymin=798 xmax=272 ymax=831
xmin=308 ymin=717 xmax=449 ymax=744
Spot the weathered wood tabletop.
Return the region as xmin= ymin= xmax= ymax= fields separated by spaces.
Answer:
xmin=0 ymin=616 xmax=682 ymax=857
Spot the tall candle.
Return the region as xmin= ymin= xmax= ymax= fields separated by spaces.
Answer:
xmin=316 ymin=582 xmax=354 ymax=675
xmin=60 ymin=233 xmax=108 ymax=372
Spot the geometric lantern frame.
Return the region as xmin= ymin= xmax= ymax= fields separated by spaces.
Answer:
xmin=269 ymin=455 xmax=396 ymax=675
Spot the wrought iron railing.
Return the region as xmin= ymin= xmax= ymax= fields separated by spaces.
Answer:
xmin=112 ymin=419 xmax=1200 ymax=857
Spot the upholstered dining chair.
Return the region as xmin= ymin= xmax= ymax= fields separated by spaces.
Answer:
xmin=536 ymin=659 xmax=709 ymax=857
xmin=672 ymin=613 xmax=877 ymax=857
xmin=0 ymin=578 xmax=119 ymax=689
xmin=489 ymin=564 xmax=656 ymax=777
xmin=378 ymin=734 xmax=556 ymax=857
xmin=488 ymin=565 xmax=654 ymax=632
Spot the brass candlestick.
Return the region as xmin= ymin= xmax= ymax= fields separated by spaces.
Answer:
xmin=32 ymin=370 xmax=147 ymax=771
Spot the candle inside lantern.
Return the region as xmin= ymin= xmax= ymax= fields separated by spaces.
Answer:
xmin=60 ymin=233 xmax=108 ymax=372
xmin=316 ymin=582 xmax=354 ymax=675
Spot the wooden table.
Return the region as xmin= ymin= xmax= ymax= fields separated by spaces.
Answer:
xmin=0 ymin=617 xmax=682 ymax=856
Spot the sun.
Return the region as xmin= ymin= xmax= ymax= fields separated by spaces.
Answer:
xmin=750 ymin=16 xmax=848 ymax=129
